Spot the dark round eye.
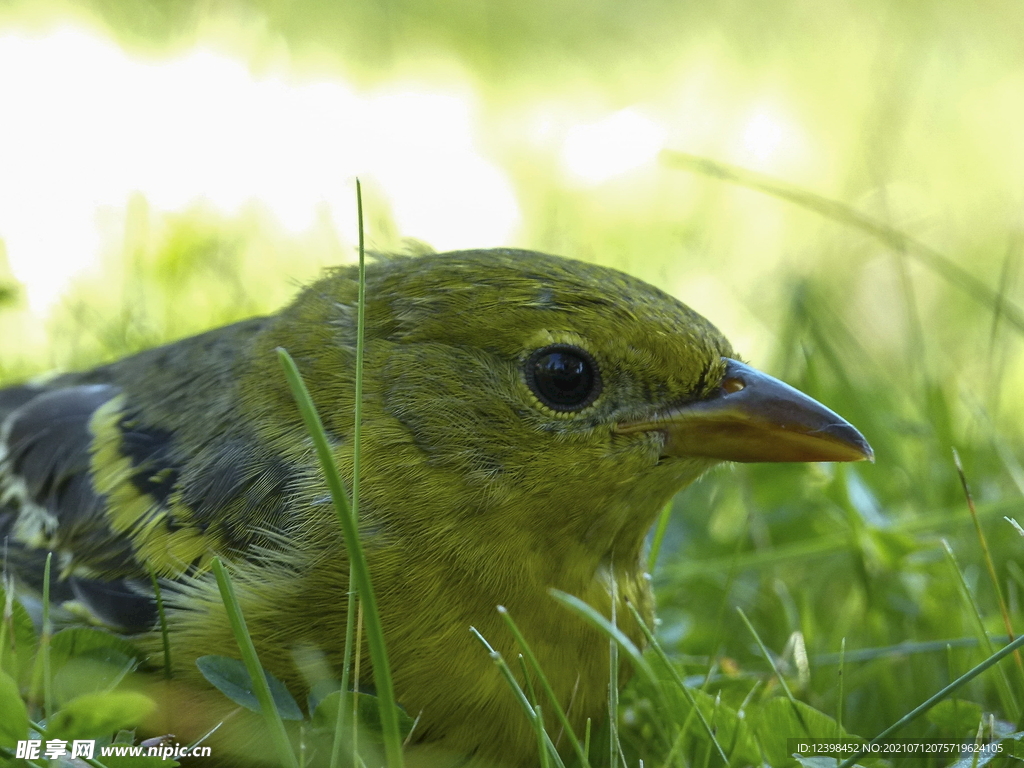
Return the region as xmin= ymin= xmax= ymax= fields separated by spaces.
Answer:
xmin=526 ymin=345 xmax=602 ymax=411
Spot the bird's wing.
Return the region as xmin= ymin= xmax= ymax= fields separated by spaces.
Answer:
xmin=0 ymin=319 xmax=312 ymax=631
xmin=0 ymin=381 xmax=161 ymax=629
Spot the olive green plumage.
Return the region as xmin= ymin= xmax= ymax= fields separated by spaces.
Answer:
xmin=0 ymin=248 xmax=784 ymax=764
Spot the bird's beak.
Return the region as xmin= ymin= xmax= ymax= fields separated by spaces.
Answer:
xmin=614 ymin=358 xmax=873 ymax=463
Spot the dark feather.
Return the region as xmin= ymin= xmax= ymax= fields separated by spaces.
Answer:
xmin=0 ymin=320 xmax=301 ymax=631
xmin=2 ymin=384 xmax=117 ymax=527
xmin=0 ymin=384 xmax=156 ymax=628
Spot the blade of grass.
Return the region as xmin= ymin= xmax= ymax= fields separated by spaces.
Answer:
xmin=149 ymin=568 xmax=172 ymax=680
xmin=0 ymin=746 xmax=43 ymax=767
xmin=945 ymin=644 xmax=958 ymax=731
xmin=942 ymin=540 xmax=1020 ymax=718
xmin=625 ymin=602 xmax=729 ymax=765
xmin=698 ymin=698 xmax=718 ymax=768
xmin=607 ymin=580 xmax=618 ymax=768
xmin=648 ymin=501 xmax=673 ymax=573
xmin=331 ymin=183 xmax=366 ymax=760
xmin=986 ymin=233 xmax=1022 ymax=375
xmin=548 ymin=589 xmax=655 ymax=684
xmin=812 ymin=635 xmax=1009 ymax=665
xmin=41 ymin=552 xmax=52 ymax=718
xmin=277 ymin=180 xmax=405 ymax=768
xmin=212 ymin=556 xmax=298 ymax=768
xmin=953 ymin=449 xmax=1023 ymax=677
xmin=517 ymin=654 xmax=538 ymax=708
xmin=330 ymin=580 xmax=358 ymax=768
xmin=0 ymin=587 xmax=7 ymax=679
xmin=535 ymin=704 xmax=552 ymax=768
xmin=736 ymin=607 xmax=810 ymax=735
xmin=660 ymin=149 xmax=1024 ymax=336
xmin=469 ymin=627 xmax=566 ymax=768
xmin=836 ymin=632 xmax=1024 ymax=768
xmin=186 ymin=709 xmax=239 ymax=756
xmin=497 ymin=606 xmax=589 ymax=767
xmin=836 ymin=638 xmax=845 ymax=736
xmin=352 ymin=601 xmax=363 ymax=759
xmin=29 ymin=717 xmax=110 ymax=768
xmin=549 ymin=589 xmax=675 ymax=758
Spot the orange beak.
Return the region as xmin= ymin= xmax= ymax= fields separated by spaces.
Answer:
xmin=614 ymin=358 xmax=873 ymax=463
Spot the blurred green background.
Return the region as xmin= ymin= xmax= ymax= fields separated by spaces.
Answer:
xmin=1 ymin=0 xmax=1022 ymax=760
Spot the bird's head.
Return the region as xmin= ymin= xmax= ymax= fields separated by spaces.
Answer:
xmin=264 ymin=249 xmax=871 ymax=571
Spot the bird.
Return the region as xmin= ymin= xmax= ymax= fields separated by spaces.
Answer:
xmin=0 ymin=248 xmax=871 ymax=766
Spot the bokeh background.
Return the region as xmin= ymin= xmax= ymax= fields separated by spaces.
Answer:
xmin=1 ymin=0 xmax=1023 ymax=760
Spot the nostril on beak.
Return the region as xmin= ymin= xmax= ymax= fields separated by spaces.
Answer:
xmin=722 ymin=377 xmax=745 ymax=394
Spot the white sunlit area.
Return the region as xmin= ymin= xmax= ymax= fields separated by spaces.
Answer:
xmin=0 ymin=23 xmax=817 ymax=323
xmin=0 ymin=25 xmax=521 ymax=312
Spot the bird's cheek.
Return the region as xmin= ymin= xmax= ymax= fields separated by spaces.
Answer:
xmin=609 ymin=427 xmax=667 ymax=466
xmin=611 ymin=428 xmax=723 ymax=491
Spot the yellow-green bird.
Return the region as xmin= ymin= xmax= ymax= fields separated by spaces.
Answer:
xmin=0 ymin=249 xmax=871 ymax=765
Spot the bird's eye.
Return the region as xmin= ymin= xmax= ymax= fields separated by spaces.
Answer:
xmin=526 ymin=345 xmax=602 ymax=411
